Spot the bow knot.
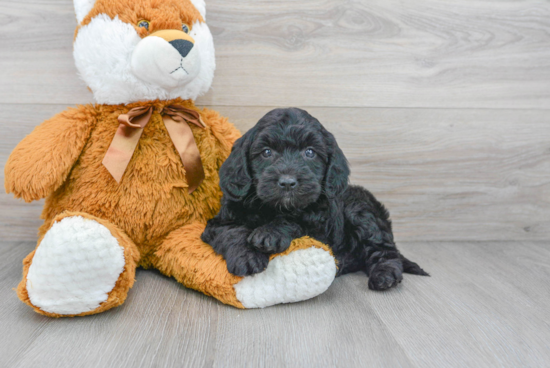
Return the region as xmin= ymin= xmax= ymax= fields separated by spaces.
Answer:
xmin=102 ymin=104 xmax=206 ymax=193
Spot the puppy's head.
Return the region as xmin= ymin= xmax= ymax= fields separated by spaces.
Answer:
xmin=220 ymin=108 xmax=350 ymax=210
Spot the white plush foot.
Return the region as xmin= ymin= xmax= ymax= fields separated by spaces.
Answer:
xmin=26 ymin=216 xmax=125 ymax=315
xmin=233 ymin=247 xmax=336 ymax=308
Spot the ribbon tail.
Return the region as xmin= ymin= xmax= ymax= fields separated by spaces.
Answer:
xmin=102 ymin=124 xmax=145 ymax=183
xmin=163 ymin=115 xmax=205 ymax=193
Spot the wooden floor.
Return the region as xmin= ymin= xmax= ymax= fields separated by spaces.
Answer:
xmin=1 ymin=241 xmax=549 ymax=368
xmin=1 ymin=0 xmax=550 ymax=367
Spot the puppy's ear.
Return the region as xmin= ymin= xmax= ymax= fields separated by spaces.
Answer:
xmin=219 ymin=132 xmax=254 ymax=201
xmin=324 ymin=132 xmax=350 ymax=198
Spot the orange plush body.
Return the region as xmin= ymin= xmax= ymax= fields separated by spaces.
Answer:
xmin=5 ymin=0 xmax=336 ymax=317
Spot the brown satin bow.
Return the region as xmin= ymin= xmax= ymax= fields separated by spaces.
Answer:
xmin=102 ymin=104 xmax=206 ymax=193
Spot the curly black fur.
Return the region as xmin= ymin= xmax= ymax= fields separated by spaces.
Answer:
xmin=202 ymin=108 xmax=429 ymax=290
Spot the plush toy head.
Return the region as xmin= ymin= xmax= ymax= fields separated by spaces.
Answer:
xmin=73 ymin=0 xmax=215 ymax=104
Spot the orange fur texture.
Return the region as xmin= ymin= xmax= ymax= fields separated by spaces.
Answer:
xmin=77 ymin=0 xmax=203 ymax=38
xmin=6 ymin=0 xmax=336 ymax=316
xmin=6 ymin=99 xmax=239 ymax=254
xmin=6 ymin=98 xmax=334 ymax=314
xmin=155 ymin=225 xmax=334 ymax=309
xmin=5 ymin=99 xmax=249 ymax=313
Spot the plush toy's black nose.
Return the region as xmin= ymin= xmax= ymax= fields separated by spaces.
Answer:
xmin=169 ymin=39 xmax=194 ymax=58
xmin=278 ymin=175 xmax=297 ymax=190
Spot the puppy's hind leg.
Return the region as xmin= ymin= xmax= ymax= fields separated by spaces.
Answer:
xmin=365 ymin=250 xmax=404 ymax=291
xmin=343 ymin=197 xmax=404 ymax=290
xmin=401 ymin=255 xmax=430 ymax=276
xmin=363 ymin=250 xmax=430 ymax=290
xmin=364 ymin=251 xmax=429 ymax=290
xmin=342 ymin=186 xmax=429 ymax=290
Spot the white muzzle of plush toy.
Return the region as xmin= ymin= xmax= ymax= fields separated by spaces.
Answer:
xmin=131 ymin=30 xmax=201 ymax=91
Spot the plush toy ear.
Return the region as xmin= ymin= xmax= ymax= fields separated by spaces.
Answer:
xmin=74 ymin=0 xmax=96 ymax=23
xmin=324 ymin=132 xmax=350 ymax=198
xmin=219 ymin=131 xmax=254 ymax=202
xmin=189 ymin=0 xmax=206 ymax=20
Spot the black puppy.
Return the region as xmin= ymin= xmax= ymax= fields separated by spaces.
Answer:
xmin=202 ymin=108 xmax=428 ymax=291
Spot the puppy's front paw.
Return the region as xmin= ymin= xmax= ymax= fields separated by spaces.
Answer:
xmin=225 ymin=248 xmax=270 ymax=277
xmin=247 ymin=226 xmax=292 ymax=254
xmin=368 ymin=263 xmax=403 ymax=291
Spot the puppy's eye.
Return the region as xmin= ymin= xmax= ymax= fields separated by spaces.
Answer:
xmin=182 ymin=23 xmax=190 ymax=33
xmin=304 ymin=149 xmax=316 ymax=158
xmin=137 ymin=20 xmax=150 ymax=31
xmin=261 ymin=149 xmax=272 ymax=158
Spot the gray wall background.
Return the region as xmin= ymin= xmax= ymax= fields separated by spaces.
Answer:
xmin=1 ymin=0 xmax=549 ymax=242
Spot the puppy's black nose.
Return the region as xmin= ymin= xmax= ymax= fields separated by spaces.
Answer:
xmin=278 ymin=175 xmax=297 ymax=190
xmin=169 ymin=39 xmax=194 ymax=58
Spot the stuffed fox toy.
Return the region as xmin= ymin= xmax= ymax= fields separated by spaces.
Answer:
xmin=4 ymin=0 xmax=337 ymax=317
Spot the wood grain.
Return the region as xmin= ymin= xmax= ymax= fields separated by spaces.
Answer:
xmin=1 ymin=241 xmax=549 ymax=367
xmin=0 ymin=0 xmax=549 ymax=108
xmin=2 ymin=104 xmax=549 ymax=242
xmin=1 ymin=1 xmax=549 ymax=367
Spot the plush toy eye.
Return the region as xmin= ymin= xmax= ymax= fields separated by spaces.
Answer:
xmin=304 ymin=149 xmax=316 ymax=158
xmin=262 ymin=149 xmax=272 ymax=158
xmin=137 ymin=20 xmax=150 ymax=31
xmin=182 ymin=23 xmax=190 ymax=33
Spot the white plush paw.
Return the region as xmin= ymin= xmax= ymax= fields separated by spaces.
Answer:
xmin=234 ymin=247 xmax=336 ymax=308
xmin=26 ymin=216 xmax=125 ymax=315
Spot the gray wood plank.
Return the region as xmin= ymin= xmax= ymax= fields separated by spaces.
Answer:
xmin=368 ymin=241 xmax=550 ymax=367
xmin=1 ymin=241 xmax=550 ymax=367
xmin=1 ymin=0 xmax=549 ymax=108
xmin=5 ymin=265 xmax=220 ymax=368
xmin=2 ymin=104 xmax=549 ymax=242
xmin=212 ymin=282 xmax=413 ymax=368
xmin=0 ymin=242 xmax=54 ymax=368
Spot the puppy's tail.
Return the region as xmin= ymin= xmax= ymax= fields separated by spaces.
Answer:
xmin=401 ymin=256 xmax=430 ymax=276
